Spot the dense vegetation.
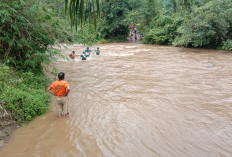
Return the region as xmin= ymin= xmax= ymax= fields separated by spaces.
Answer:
xmin=0 ymin=0 xmax=101 ymax=124
xmin=65 ymin=0 xmax=232 ymax=50
xmin=0 ymin=65 xmax=49 ymax=123
xmin=130 ymin=0 xmax=232 ymax=50
xmin=0 ymin=0 xmax=72 ymax=124
xmin=0 ymin=0 xmax=71 ymax=72
xmin=97 ymin=0 xmax=141 ymax=41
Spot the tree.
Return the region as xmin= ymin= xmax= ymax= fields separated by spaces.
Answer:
xmin=0 ymin=0 xmax=74 ymax=72
xmin=98 ymin=0 xmax=135 ymax=41
xmin=173 ymin=0 xmax=232 ymax=48
xmin=65 ymin=0 xmax=102 ymax=29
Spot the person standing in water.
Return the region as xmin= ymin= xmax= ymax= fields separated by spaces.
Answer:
xmin=80 ymin=51 xmax=88 ymax=60
xmin=85 ymin=47 xmax=92 ymax=57
xmin=47 ymin=72 xmax=70 ymax=118
xmin=95 ymin=47 xmax=100 ymax=55
xmin=69 ymin=51 xmax=77 ymax=60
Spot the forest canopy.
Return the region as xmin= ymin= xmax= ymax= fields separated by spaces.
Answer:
xmin=64 ymin=0 xmax=232 ymax=50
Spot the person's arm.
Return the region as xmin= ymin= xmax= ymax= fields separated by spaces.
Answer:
xmin=64 ymin=86 xmax=70 ymax=96
xmin=47 ymin=87 xmax=57 ymax=96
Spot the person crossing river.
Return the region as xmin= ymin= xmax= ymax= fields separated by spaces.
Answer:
xmin=69 ymin=51 xmax=77 ymax=60
xmin=69 ymin=46 xmax=101 ymax=61
xmin=95 ymin=47 xmax=100 ymax=55
xmin=80 ymin=51 xmax=88 ymax=60
xmin=85 ymin=47 xmax=92 ymax=57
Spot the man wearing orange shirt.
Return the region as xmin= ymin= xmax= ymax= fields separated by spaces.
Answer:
xmin=47 ymin=72 xmax=70 ymax=118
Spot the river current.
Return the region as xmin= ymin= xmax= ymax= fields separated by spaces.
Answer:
xmin=1 ymin=43 xmax=232 ymax=157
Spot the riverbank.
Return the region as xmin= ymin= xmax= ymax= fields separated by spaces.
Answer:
xmin=0 ymin=64 xmax=51 ymax=148
xmin=0 ymin=105 xmax=18 ymax=148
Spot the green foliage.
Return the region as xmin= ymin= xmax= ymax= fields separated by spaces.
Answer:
xmin=0 ymin=64 xmax=50 ymax=124
xmin=64 ymin=0 xmax=100 ymax=29
xmin=97 ymin=39 xmax=109 ymax=44
xmin=0 ymin=0 xmax=75 ymax=72
xmin=64 ymin=0 xmax=232 ymax=49
xmin=74 ymin=24 xmax=98 ymax=46
xmin=173 ymin=0 xmax=232 ymax=49
xmin=128 ymin=0 xmax=232 ymax=50
xmin=143 ymin=14 xmax=182 ymax=45
xmin=222 ymin=40 xmax=232 ymax=51
xmin=0 ymin=65 xmax=12 ymax=94
xmin=98 ymin=0 xmax=133 ymax=41
xmin=125 ymin=0 xmax=159 ymax=36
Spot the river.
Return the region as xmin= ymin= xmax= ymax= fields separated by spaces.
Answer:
xmin=1 ymin=43 xmax=232 ymax=157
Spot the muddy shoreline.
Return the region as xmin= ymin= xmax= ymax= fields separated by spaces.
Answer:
xmin=0 ymin=104 xmax=19 ymax=148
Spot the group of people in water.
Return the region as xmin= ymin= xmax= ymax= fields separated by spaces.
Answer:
xmin=48 ymin=46 xmax=101 ymax=118
xmin=127 ymin=23 xmax=143 ymax=42
xmin=69 ymin=47 xmax=100 ymax=61
xmin=48 ymin=24 xmax=141 ymax=117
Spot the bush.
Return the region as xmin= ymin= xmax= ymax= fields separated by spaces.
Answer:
xmin=144 ymin=28 xmax=173 ymax=45
xmin=143 ymin=14 xmax=181 ymax=45
xmin=0 ymin=64 xmax=50 ymax=124
xmin=74 ymin=24 xmax=99 ymax=46
xmin=0 ymin=0 xmax=74 ymax=72
xmin=222 ymin=40 xmax=232 ymax=51
xmin=98 ymin=0 xmax=131 ymax=41
xmin=97 ymin=39 xmax=109 ymax=44
xmin=3 ymin=87 xmax=49 ymax=123
xmin=173 ymin=0 xmax=232 ymax=48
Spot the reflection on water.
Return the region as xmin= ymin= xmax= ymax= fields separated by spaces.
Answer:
xmin=1 ymin=43 xmax=232 ymax=157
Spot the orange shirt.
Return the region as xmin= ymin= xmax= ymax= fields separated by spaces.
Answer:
xmin=50 ymin=80 xmax=69 ymax=97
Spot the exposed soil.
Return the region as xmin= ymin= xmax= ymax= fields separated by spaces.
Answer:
xmin=0 ymin=104 xmax=19 ymax=148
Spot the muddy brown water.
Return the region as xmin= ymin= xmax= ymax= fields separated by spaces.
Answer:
xmin=1 ymin=43 xmax=232 ymax=157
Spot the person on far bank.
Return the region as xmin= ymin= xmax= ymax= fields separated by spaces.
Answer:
xmin=140 ymin=33 xmax=143 ymax=40
xmin=95 ymin=47 xmax=100 ymax=55
xmin=134 ymin=28 xmax=137 ymax=34
xmin=47 ymin=72 xmax=70 ymax=118
xmin=85 ymin=47 xmax=92 ymax=57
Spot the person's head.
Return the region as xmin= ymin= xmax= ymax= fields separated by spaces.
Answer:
xmin=87 ymin=47 xmax=89 ymax=50
xmin=97 ymin=47 xmax=99 ymax=50
xmin=72 ymin=51 xmax=75 ymax=54
xmin=58 ymin=72 xmax=65 ymax=80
